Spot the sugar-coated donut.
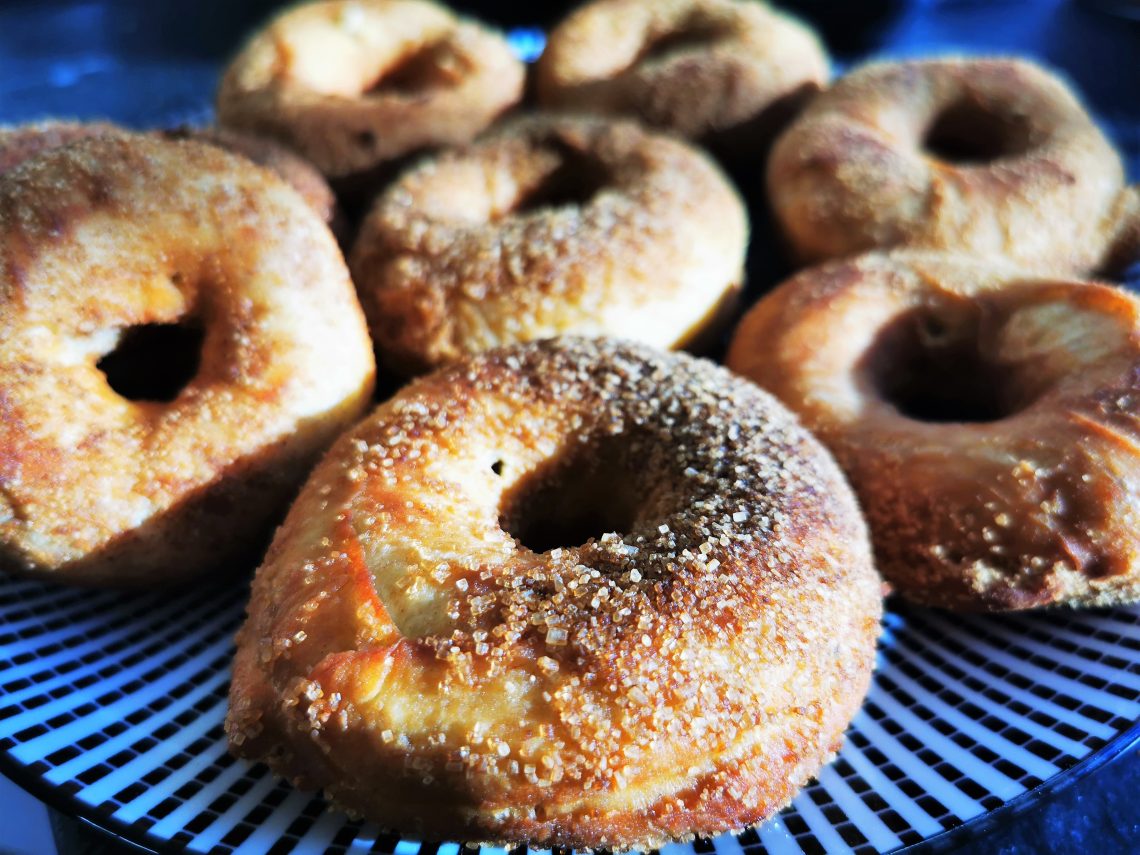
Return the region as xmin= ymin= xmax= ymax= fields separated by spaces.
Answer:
xmin=226 ymin=337 xmax=881 ymax=850
xmin=727 ymin=251 xmax=1140 ymax=611
xmin=216 ymin=0 xmax=525 ymax=180
xmin=536 ymin=0 xmax=828 ymax=153
xmin=767 ymin=58 xmax=1126 ymax=273
xmin=0 ymin=134 xmax=375 ymax=586
xmin=350 ymin=115 xmax=749 ymax=375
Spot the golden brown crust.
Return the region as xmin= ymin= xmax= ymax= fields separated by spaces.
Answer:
xmin=0 ymin=121 xmax=342 ymax=228
xmin=161 ymin=126 xmax=340 ymax=228
xmin=226 ymin=337 xmax=882 ymax=849
xmin=767 ymin=58 xmax=1125 ymax=274
xmin=535 ymin=0 xmax=828 ymax=152
xmin=0 ymin=134 xmax=376 ymax=585
xmin=0 ymin=120 xmax=125 ymax=174
xmin=215 ymin=0 xmax=525 ymax=179
xmin=726 ymin=251 xmax=1140 ymax=611
xmin=1101 ymin=184 xmax=1140 ymax=278
xmin=349 ymin=115 xmax=749 ymax=375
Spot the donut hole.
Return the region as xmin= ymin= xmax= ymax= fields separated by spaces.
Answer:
xmin=865 ymin=307 xmax=1028 ymax=423
xmin=499 ymin=442 xmax=642 ymax=554
xmin=508 ymin=142 xmax=612 ymax=216
xmin=365 ymin=41 xmax=465 ymax=96
xmin=639 ymin=19 xmax=734 ymax=64
xmin=97 ymin=321 xmax=205 ymax=403
xmin=922 ymin=100 xmax=1033 ymax=164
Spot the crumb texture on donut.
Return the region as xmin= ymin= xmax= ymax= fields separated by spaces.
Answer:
xmin=0 ymin=134 xmax=375 ymax=585
xmin=767 ymin=58 xmax=1125 ymax=274
xmin=727 ymin=251 xmax=1140 ymax=611
xmin=227 ymin=338 xmax=881 ymax=849
xmin=536 ymin=0 xmax=828 ymax=151
xmin=162 ymin=126 xmax=340 ymax=228
xmin=216 ymin=0 xmax=525 ymax=178
xmin=0 ymin=121 xmax=342 ymax=230
xmin=0 ymin=120 xmax=125 ymax=175
xmin=350 ymin=116 xmax=748 ymax=374
xmin=1101 ymin=184 xmax=1140 ymax=278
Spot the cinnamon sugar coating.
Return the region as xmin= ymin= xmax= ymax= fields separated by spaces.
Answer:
xmin=216 ymin=0 xmax=525 ymax=179
xmin=0 ymin=120 xmax=124 ymax=175
xmin=727 ymin=251 xmax=1140 ymax=611
xmin=350 ymin=115 xmax=748 ymax=375
xmin=1102 ymin=185 xmax=1140 ymax=277
xmin=226 ymin=338 xmax=881 ymax=849
xmin=161 ymin=126 xmax=340 ymax=229
xmin=0 ymin=134 xmax=375 ymax=585
xmin=767 ymin=58 xmax=1127 ymax=274
xmin=535 ymin=0 xmax=828 ymax=153
xmin=0 ymin=121 xmax=340 ymax=227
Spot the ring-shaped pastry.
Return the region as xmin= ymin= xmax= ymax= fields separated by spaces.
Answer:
xmin=0 ymin=134 xmax=375 ymax=585
xmin=727 ymin=251 xmax=1140 ymax=611
xmin=767 ymin=58 xmax=1125 ymax=273
xmin=349 ymin=115 xmax=749 ymax=374
xmin=536 ymin=0 xmax=828 ymax=153
xmin=216 ymin=0 xmax=525 ymax=179
xmin=227 ymin=337 xmax=881 ymax=849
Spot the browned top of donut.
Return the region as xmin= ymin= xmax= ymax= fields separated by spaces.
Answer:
xmin=0 ymin=121 xmax=341 ymax=228
xmin=350 ymin=115 xmax=748 ymax=374
xmin=767 ymin=58 xmax=1124 ymax=273
xmin=0 ymin=134 xmax=374 ymax=583
xmin=727 ymin=251 xmax=1140 ymax=610
xmin=162 ymin=126 xmax=339 ymax=226
xmin=216 ymin=0 xmax=525 ymax=177
xmin=0 ymin=120 xmax=124 ymax=174
xmin=228 ymin=337 xmax=880 ymax=848
xmin=536 ymin=0 xmax=828 ymax=146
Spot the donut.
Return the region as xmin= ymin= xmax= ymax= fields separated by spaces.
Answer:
xmin=726 ymin=251 xmax=1140 ymax=611
xmin=0 ymin=134 xmax=376 ymax=585
xmin=767 ymin=58 xmax=1126 ymax=274
xmin=215 ymin=0 xmax=525 ymax=180
xmin=0 ymin=120 xmax=123 ymax=174
xmin=349 ymin=116 xmax=749 ymax=375
xmin=226 ymin=337 xmax=881 ymax=850
xmin=536 ymin=0 xmax=828 ymax=154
